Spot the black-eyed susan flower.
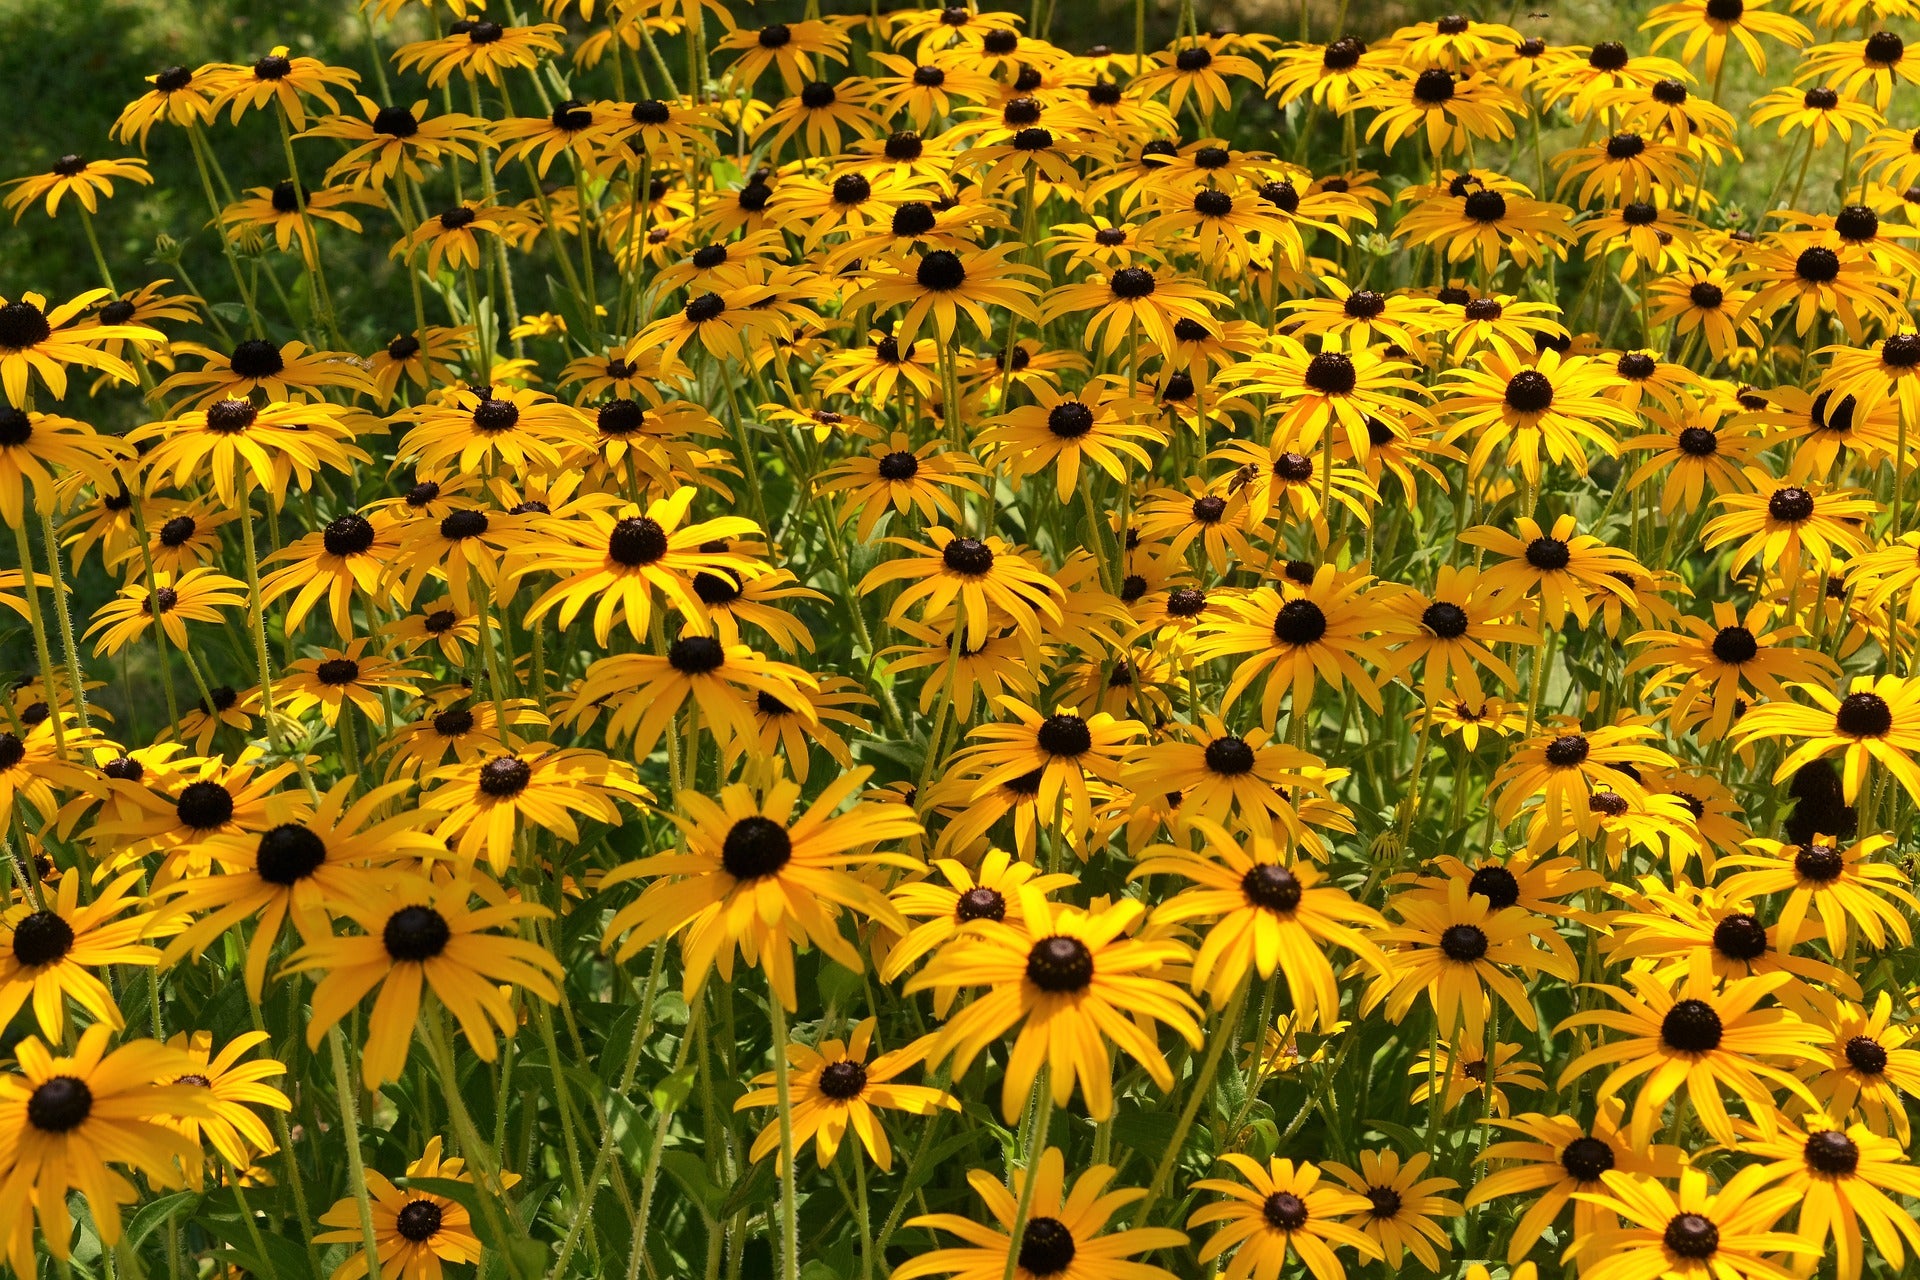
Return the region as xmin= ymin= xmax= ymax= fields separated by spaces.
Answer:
xmin=0 ymin=290 xmax=154 ymax=404
xmin=816 ymin=432 xmax=988 ymax=541
xmin=205 ymin=46 xmax=359 ymax=127
xmin=422 ymin=744 xmax=645 ymax=874
xmin=303 ymin=96 xmax=489 ymax=189
xmin=0 ymin=1026 xmax=211 ymax=1273
xmin=895 ymin=1147 xmax=1185 ymax=1280
xmin=1566 ymin=1165 xmax=1817 ymax=1280
xmin=1395 ymin=180 xmax=1575 ymax=273
xmin=519 ymin=487 xmax=760 ymax=644
xmin=1134 ymin=821 xmax=1388 ymax=1017
xmin=288 ymin=872 xmax=562 ymax=1088
xmin=1320 ymin=1150 xmax=1461 ymax=1272
xmin=1189 ymin=1156 xmax=1380 ymax=1280
xmin=133 ymin=396 xmax=369 ymax=506
xmin=1266 ymin=37 xmax=1401 ymax=112
xmin=601 ymin=769 xmax=916 ymax=1011
xmin=1717 ymin=833 xmax=1919 ymax=953
xmin=1795 ymin=30 xmax=1920 ymax=111
xmin=1558 ymin=961 xmax=1825 ymax=1144
xmin=1801 ymin=991 xmax=1920 ymax=1142
xmin=0 ymin=871 xmax=161 ymax=1040
xmin=565 ymin=634 xmax=813 ymax=760
xmin=278 ymin=640 xmax=423 ymax=728
xmin=1643 ymin=0 xmax=1812 ymax=76
xmin=1383 ymin=565 xmax=1531 ymax=709
xmin=153 ymin=1029 xmax=290 ymax=1182
xmin=1189 ymin=567 xmax=1396 ymax=723
xmin=82 ymin=568 xmax=248 ymax=658
xmin=393 ymin=21 xmax=567 ymax=88
xmin=862 ymin=527 xmax=1060 ymax=649
xmin=1462 ymin=515 xmax=1645 ymax=627
xmin=156 ymin=336 xmax=375 ymax=406
xmin=218 ymin=179 xmax=379 ymax=268
xmin=112 ymin=64 xmax=218 ymax=148
xmin=1407 ymin=1039 xmax=1547 ymax=1116
xmin=2 ymin=155 xmax=152 ymax=222
xmin=1749 ymin=83 xmax=1883 ymax=146
xmin=393 ymin=200 xmax=540 ymax=274
xmin=1736 ymin=1109 xmax=1920 ymax=1280
xmin=736 ymin=1017 xmax=955 ymax=1172
xmin=1628 ymin=601 xmax=1839 ymax=740
xmin=315 ymin=1136 xmax=507 ymax=1280
xmin=0 ymin=405 xmax=129 ymax=527
xmin=1120 ymin=718 xmax=1321 ymax=837
xmin=908 ymin=890 xmax=1200 ymax=1121
xmin=1359 ymin=69 xmax=1521 ymax=156
xmin=1702 ymin=475 xmax=1875 ymax=585
xmin=1469 ymin=1101 xmax=1687 ymax=1264
xmin=977 ymin=375 xmax=1161 ymax=502
xmin=1366 ymin=878 xmax=1575 ymax=1044
xmin=1040 ymin=264 xmax=1225 ymax=362
xmin=849 ymin=244 xmax=1042 ymax=349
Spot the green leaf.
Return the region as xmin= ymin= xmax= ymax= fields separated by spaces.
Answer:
xmin=125 ymin=1191 xmax=201 ymax=1254
xmin=653 ymin=1062 xmax=698 ymax=1111
xmin=896 ymin=1128 xmax=989 ymax=1200
xmin=1363 ymin=1117 xmax=1427 ymax=1151
xmin=1111 ymin=1104 xmax=1180 ymax=1157
xmin=201 ymin=1205 xmax=316 ymax=1280
xmin=407 ymin=1176 xmax=484 ymax=1217
xmin=716 ymin=1157 xmax=779 ymax=1221
xmin=817 ymin=961 xmax=864 ymax=1016
xmin=660 ymin=1150 xmax=726 ymax=1219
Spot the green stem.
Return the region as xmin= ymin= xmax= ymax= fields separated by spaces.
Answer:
xmin=237 ymin=479 xmax=319 ymax=800
xmin=275 ymin=104 xmax=342 ymax=346
xmin=327 ymin=1028 xmax=384 ymax=1280
xmin=998 ymin=1072 xmax=1053 ymax=1280
xmin=187 ymin=125 xmax=265 ymax=337
xmin=768 ymin=983 xmax=800 ymax=1280
xmin=8 ymin=511 xmax=67 ymax=758
xmin=36 ymin=507 xmax=91 ymax=731
xmin=1138 ymin=977 xmax=1247 ymax=1224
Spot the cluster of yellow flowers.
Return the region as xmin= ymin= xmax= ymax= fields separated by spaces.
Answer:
xmin=6 ymin=1 xmax=1920 ymax=1278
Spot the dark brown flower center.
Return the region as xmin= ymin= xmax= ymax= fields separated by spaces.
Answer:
xmin=1018 ymin=1218 xmax=1076 ymax=1275
xmin=1561 ymin=1135 xmax=1615 ymax=1182
xmin=1804 ymin=1130 xmax=1859 ymax=1175
xmin=1422 ymin=602 xmax=1469 ymax=639
xmin=383 ymin=905 xmax=451 ymax=961
xmin=250 ymin=823 xmax=327 ymax=885
xmin=1263 ymin=1191 xmax=1309 ymax=1230
xmin=1661 ymin=998 xmax=1723 ymax=1053
xmin=27 ymin=1077 xmax=92 ymax=1133
xmin=1026 ymin=936 xmax=1094 ymax=992
xmin=1440 ymin=923 xmax=1488 ymax=961
xmin=478 ymin=755 xmax=532 ymax=797
xmin=817 ymin=1060 xmax=867 ymax=1100
xmin=1241 ymin=864 xmax=1303 ymax=913
xmin=721 ymin=816 xmax=792 ymax=880
xmin=941 ymin=537 xmax=993 ymax=576
xmin=1835 ymin=692 xmax=1893 ymax=738
xmin=11 ymin=910 xmax=74 ymax=966
xmin=175 ymin=779 xmax=236 ymax=830
xmin=1272 ymin=599 xmax=1328 ymax=646
xmin=396 ymin=1199 xmax=444 ymax=1241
